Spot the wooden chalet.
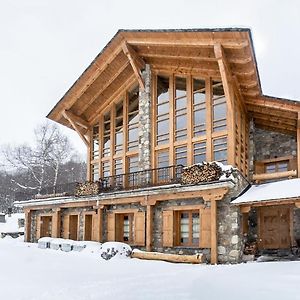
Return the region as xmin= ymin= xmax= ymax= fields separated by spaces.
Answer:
xmin=16 ymin=28 xmax=300 ymax=264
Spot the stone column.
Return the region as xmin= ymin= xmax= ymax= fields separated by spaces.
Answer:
xmin=138 ymin=64 xmax=152 ymax=174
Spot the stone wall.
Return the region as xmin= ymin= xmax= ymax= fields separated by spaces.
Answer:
xmin=252 ymin=127 xmax=297 ymax=161
xmin=217 ymin=172 xmax=249 ymax=263
xmin=138 ymin=64 xmax=151 ymax=173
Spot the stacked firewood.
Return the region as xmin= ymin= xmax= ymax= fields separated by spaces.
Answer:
xmin=181 ymin=162 xmax=230 ymax=185
xmin=75 ymin=181 xmax=100 ymax=196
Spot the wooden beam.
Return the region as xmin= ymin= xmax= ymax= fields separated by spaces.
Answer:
xmin=146 ymin=205 xmax=153 ymax=252
xmin=139 ymin=52 xmax=217 ymax=62
xmin=239 ymin=81 xmax=258 ymax=89
xmin=250 ymin=112 xmax=296 ymax=127
xmin=242 ymin=90 xmax=260 ymax=97
xmin=63 ymin=110 xmax=89 ymax=147
xmin=252 ymin=170 xmax=297 ymax=181
xmin=214 ymin=42 xmax=235 ymax=165
xmin=131 ymin=251 xmax=205 ymax=264
xmin=52 ymin=44 xmax=123 ymax=121
xmin=233 ymin=69 xmax=255 ymax=77
xmin=126 ymin=39 xmax=249 ymax=49
xmin=76 ymin=60 xmax=130 ymax=116
xmin=246 ymin=98 xmax=300 ymax=113
xmin=210 ymin=199 xmax=217 ymax=264
xmin=151 ymin=65 xmax=220 ymax=77
xmin=24 ymin=209 xmax=31 ymax=242
xmin=255 ymin=123 xmax=295 ymax=136
xmin=89 ymin=74 xmax=137 ymax=124
xmin=254 ymin=119 xmax=296 ymax=134
xmin=63 ymin=110 xmax=89 ymax=129
xmin=122 ymin=42 xmax=145 ymax=90
xmin=232 ymin=75 xmax=247 ymax=114
xmin=51 ymin=209 xmax=61 ymax=238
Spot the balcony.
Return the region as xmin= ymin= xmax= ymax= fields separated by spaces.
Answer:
xmin=15 ymin=165 xmax=184 ymax=201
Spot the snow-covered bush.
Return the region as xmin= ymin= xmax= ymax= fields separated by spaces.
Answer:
xmin=99 ymin=242 xmax=132 ymax=260
xmin=49 ymin=238 xmax=65 ymax=250
xmin=38 ymin=237 xmax=53 ymax=249
xmin=60 ymin=239 xmax=75 ymax=252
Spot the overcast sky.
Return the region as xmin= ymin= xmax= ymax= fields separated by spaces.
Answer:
xmin=0 ymin=0 xmax=299 ymax=155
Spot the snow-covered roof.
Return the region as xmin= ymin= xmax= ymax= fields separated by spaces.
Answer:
xmin=232 ymin=178 xmax=300 ymax=205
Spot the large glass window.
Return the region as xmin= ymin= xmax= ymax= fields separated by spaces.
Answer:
xmin=91 ymin=163 xmax=99 ymax=181
xmin=175 ymin=146 xmax=187 ymax=166
xmin=156 ymin=75 xmax=170 ymax=145
xmin=103 ymin=112 xmax=111 ymax=157
xmin=115 ymin=101 xmax=123 ymax=154
xmin=175 ymin=77 xmax=187 ymax=141
xmin=193 ymin=142 xmax=206 ymax=164
xmin=213 ymin=137 xmax=227 ymax=164
xmin=92 ymin=125 xmax=99 ymax=160
xmin=193 ymin=78 xmax=206 ymax=137
xmin=212 ymin=82 xmax=226 ymax=132
xmin=128 ymin=87 xmax=139 ymax=152
xmin=177 ymin=211 xmax=200 ymax=246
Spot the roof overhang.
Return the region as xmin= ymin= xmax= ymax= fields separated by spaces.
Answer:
xmin=47 ymin=28 xmax=300 ymax=135
xmin=232 ymin=178 xmax=300 ymax=206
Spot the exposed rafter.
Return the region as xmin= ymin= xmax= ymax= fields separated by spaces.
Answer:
xmin=122 ymin=42 xmax=145 ymax=90
xmin=76 ymin=60 xmax=130 ymax=116
xmin=126 ymin=39 xmax=249 ymax=49
xmin=89 ymin=74 xmax=137 ymax=124
xmin=63 ymin=110 xmax=90 ymax=129
xmin=246 ymin=98 xmax=300 ymax=112
xmin=56 ymin=44 xmax=123 ymax=120
xmin=63 ymin=110 xmax=90 ymax=147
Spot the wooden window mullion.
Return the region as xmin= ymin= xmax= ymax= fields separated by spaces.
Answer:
xmin=206 ymin=77 xmax=213 ymax=161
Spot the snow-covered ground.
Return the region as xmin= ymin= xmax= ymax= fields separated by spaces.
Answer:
xmin=0 ymin=213 xmax=24 ymax=234
xmin=0 ymin=237 xmax=299 ymax=300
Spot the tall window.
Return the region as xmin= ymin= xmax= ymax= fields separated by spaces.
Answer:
xmin=156 ymin=75 xmax=170 ymax=146
xmin=193 ymin=142 xmax=206 ymax=164
xmin=177 ymin=211 xmax=200 ymax=246
xmin=193 ymin=78 xmax=206 ymax=137
xmin=103 ymin=112 xmax=111 ymax=157
xmin=154 ymin=74 xmax=229 ymax=170
xmin=175 ymin=146 xmax=187 ymax=166
xmin=128 ymin=87 xmax=139 ymax=152
xmin=175 ymin=77 xmax=187 ymax=141
xmin=116 ymin=214 xmax=134 ymax=243
xmin=212 ymin=82 xmax=226 ymax=132
xmin=92 ymin=125 xmax=99 ymax=160
xmin=213 ymin=137 xmax=227 ymax=164
xmin=115 ymin=102 xmax=123 ymax=155
xmin=90 ymin=84 xmax=140 ymax=181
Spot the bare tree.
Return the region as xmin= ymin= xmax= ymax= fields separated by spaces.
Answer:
xmin=2 ymin=122 xmax=74 ymax=193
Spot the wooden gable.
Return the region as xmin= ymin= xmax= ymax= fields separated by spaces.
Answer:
xmin=47 ymin=28 xmax=300 ymax=136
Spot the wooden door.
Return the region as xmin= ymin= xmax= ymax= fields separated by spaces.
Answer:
xmin=40 ymin=216 xmax=52 ymax=238
xmin=84 ymin=215 xmax=92 ymax=241
xmin=69 ymin=215 xmax=78 ymax=240
xmin=259 ymin=206 xmax=290 ymax=249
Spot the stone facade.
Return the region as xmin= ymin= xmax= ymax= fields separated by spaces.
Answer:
xmin=138 ymin=64 xmax=151 ymax=172
xmin=252 ymin=127 xmax=297 ymax=161
xmin=29 ymin=170 xmax=250 ymax=264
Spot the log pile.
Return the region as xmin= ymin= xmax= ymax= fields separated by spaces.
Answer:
xmin=181 ymin=161 xmax=230 ymax=185
xmin=131 ymin=250 xmax=205 ymax=264
xmin=75 ymin=181 xmax=100 ymax=196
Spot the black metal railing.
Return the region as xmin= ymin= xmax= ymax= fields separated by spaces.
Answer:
xmin=14 ymin=165 xmax=184 ymax=201
xmin=99 ymin=164 xmax=184 ymax=192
